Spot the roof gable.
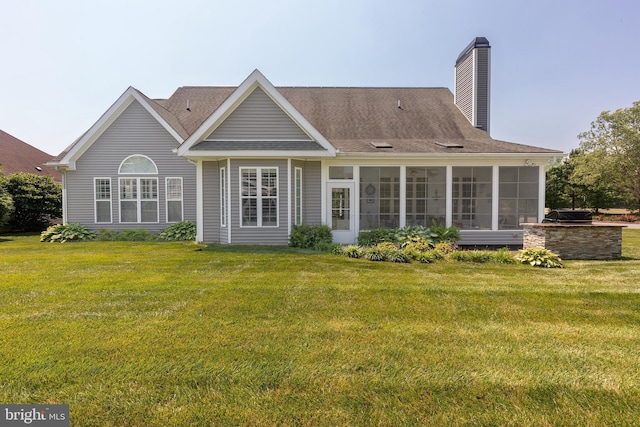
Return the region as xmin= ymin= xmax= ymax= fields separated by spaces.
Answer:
xmin=49 ymin=87 xmax=184 ymax=170
xmin=178 ymin=70 xmax=336 ymax=157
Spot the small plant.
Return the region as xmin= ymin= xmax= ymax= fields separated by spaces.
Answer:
xmin=494 ymin=247 xmax=517 ymax=264
xmin=620 ymin=214 xmax=638 ymax=223
xmin=429 ymin=221 xmax=460 ymax=243
xmin=357 ymin=228 xmax=395 ymax=247
xmin=402 ymin=237 xmax=433 ymax=253
xmin=289 ymin=224 xmax=333 ymax=250
xmin=159 ymin=220 xmax=196 ymax=241
xmin=343 ymin=245 xmax=363 ymax=258
xmin=40 ymin=223 xmax=96 ymax=243
xmin=515 ymin=248 xmax=564 ymax=268
xmin=450 ymin=250 xmax=495 ymax=263
xmin=434 ymin=241 xmax=457 ymax=254
xmin=393 ymin=225 xmax=434 ymax=246
xmin=414 ymin=249 xmax=445 ymax=264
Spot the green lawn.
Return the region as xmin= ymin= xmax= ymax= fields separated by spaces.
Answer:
xmin=1 ymin=231 xmax=639 ymax=426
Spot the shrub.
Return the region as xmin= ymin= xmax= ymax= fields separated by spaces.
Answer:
xmin=289 ymin=224 xmax=333 ymax=250
xmin=429 ymin=221 xmax=460 ymax=243
xmin=363 ymin=246 xmax=388 ymax=261
xmin=402 ymin=237 xmax=433 ymax=253
xmin=0 ymin=173 xmax=14 ymax=226
xmin=159 ymin=220 xmax=196 ymax=241
xmin=357 ymin=228 xmax=395 ymax=246
xmin=450 ymin=250 xmax=495 ymax=263
xmin=494 ymin=247 xmax=517 ymax=264
xmin=5 ymin=173 xmax=62 ymax=231
xmin=330 ymin=244 xmax=345 ymax=255
xmin=343 ymin=245 xmax=363 ymax=258
xmin=515 ymin=248 xmax=564 ymax=268
xmin=413 ymin=249 xmax=445 ymax=264
xmin=393 ymin=225 xmax=434 ymax=246
xmin=40 ymin=223 xmax=96 ymax=243
xmin=434 ymin=241 xmax=458 ymax=254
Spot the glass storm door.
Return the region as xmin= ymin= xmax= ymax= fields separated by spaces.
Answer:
xmin=327 ymin=182 xmax=355 ymax=244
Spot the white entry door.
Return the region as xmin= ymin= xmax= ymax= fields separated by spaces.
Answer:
xmin=327 ymin=182 xmax=356 ymax=244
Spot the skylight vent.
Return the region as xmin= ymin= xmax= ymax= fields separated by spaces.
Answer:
xmin=434 ymin=141 xmax=464 ymax=149
xmin=371 ymin=141 xmax=393 ymax=149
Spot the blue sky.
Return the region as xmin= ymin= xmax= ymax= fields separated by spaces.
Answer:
xmin=1 ymin=0 xmax=639 ymax=156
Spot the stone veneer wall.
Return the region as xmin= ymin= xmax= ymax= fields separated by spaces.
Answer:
xmin=522 ymin=224 xmax=625 ymax=260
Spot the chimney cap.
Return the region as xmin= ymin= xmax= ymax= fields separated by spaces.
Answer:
xmin=456 ymin=37 xmax=491 ymax=65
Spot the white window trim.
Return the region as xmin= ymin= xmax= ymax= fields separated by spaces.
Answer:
xmin=295 ymin=167 xmax=303 ymax=225
xmin=94 ymin=177 xmax=112 ymax=224
xmin=118 ymin=154 xmax=158 ymax=175
xmin=239 ymin=166 xmax=279 ymax=228
xmin=165 ymin=177 xmax=183 ymax=223
xmin=118 ymin=177 xmax=159 ymax=223
xmin=220 ymin=167 xmax=227 ymax=227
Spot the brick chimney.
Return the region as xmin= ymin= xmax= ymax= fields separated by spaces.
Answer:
xmin=454 ymin=37 xmax=491 ymax=134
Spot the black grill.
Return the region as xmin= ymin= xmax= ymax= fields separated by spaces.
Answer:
xmin=543 ymin=209 xmax=592 ymax=224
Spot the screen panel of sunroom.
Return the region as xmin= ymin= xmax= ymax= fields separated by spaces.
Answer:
xmin=359 ymin=167 xmax=400 ymax=229
xmin=406 ymin=167 xmax=446 ymax=227
xmin=451 ymin=167 xmax=492 ymax=230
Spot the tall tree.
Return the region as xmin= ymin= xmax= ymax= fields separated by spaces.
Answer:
xmin=0 ymin=168 xmax=15 ymax=226
xmin=578 ymin=101 xmax=640 ymax=211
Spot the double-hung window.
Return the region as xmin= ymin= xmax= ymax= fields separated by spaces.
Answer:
xmin=166 ymin=178 xmax=183 ymax=223
xmin=240 ymin=167 xmax=278 ymax=227
xmin=118 ymin=155 xmax=159 ymax=223
xmin=94 ymin=178 xmax=112 ymax=223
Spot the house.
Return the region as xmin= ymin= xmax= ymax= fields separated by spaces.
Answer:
xmin=0 ymin=130 xmax=62 ymax=181
xmin=48 ymin=38 xmax=562 ymax=246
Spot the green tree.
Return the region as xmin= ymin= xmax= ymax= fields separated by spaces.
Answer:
xmin=5 ymin=173 xmax=62 ymax=231
xmin=578 ymin=100 xmax=640 ymax=211
xmin=0 ymin=168 xmax=15 ymax=226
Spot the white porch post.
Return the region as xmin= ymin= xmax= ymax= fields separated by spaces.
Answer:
xmin=538 ymin=165 xmax=546 ymax=222
xmin=492 ymin=166 xmax=500 ymax=230
xmin=445 ymin=165 xmax=453 ymax=227
xmin=287 ymin=159 xmax=292 ymax=236
xmin=196 ymin=159 xmax=203 ymax=243
xmin=399 ymin=166 xmax=406 ymax=228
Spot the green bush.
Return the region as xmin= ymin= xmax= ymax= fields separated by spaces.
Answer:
xmin=494 ymin=247 xmax=517 ymax=264
xmin=96 ymin=229 xmax=158 ymax=241
xmin=0 ymin=172 xmax=14 ymax=226
xmin=450 ymin=250 xmax=495 ymax=263
xmin=393 ymin=225 xmax=434 ymax=246
xmin=159 ymin=221 xmax=196 ymax=241
xmin=289 ymin=224 xmax=333 ymax=250
xmin=413 ymin=249 xmax=445 ymax=264
xmin=402 ymin=237 xmax=433 ymax=253
xmin=357 ymin=228 xmax=395 ymax=246
xmin=515 ymin=248 xmax=564 ymax=268
xmin=5 ymin=173 xmax=62 ymax=231
xmin=363 ymin=246 xmax=388 ymax=261
xmin=342 ymin=245 xmax=363 ymax=258
xmin=40 ymin=223 xmax=96 ymax=243
xmin=429 ymin=221 xmax=460 ymax=243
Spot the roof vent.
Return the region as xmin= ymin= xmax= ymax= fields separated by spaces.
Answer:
xmin=370 ymin=141 xmax=393 ymax=149
xmin=434 ymin=141 xmax=464 ymax=149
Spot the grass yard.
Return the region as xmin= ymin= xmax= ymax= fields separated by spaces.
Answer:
xmin=1 ymin=231 xmax=639 ymax=426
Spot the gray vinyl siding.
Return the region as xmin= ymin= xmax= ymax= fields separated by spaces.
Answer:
xmin=455 ymin=53 xmax=474 ymax=124
xmin=202 ymin=160 xmax=222 ymax=244
xmin=293 ymin=160 xmax=322 ymax=225
xmin=66 ymin=100 xmax=195 ymax=233
xmin=475 ymin=48 xmax=490 ymax=133
xmin=206 ymin=87 xmax=312 ymax=141
xmin=230 ymin=159 xmax=289 ymax=245
xmin=458 ymin=230 xmax=523 ymax=247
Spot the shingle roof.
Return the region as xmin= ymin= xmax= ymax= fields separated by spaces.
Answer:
xmin=0 ymin=130 xmax=62 ymax=181
xmin=161 ymin=85 xmax=561 ymax=155
xmin=56 ymin=83 xmax=562 ymax=161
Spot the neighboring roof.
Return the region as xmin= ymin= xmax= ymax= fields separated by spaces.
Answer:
xmin=0 ymin=130 xmax=62 ymax=181
xmin=53 ymin=70 xmax=562 ymax=164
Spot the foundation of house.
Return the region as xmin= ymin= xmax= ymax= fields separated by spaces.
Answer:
xmin=522 ymin=223 xmax=627 ymax=260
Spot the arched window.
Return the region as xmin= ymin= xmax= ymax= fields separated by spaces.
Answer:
xmin=118 ymin=155 xmax=158 ymax=223
xmin=119 ymin=155 xmax=158 ymax=174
